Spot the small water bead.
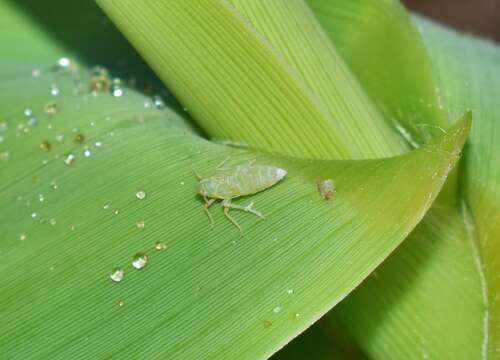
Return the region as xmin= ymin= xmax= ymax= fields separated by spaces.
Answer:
xmin=38 ymin=194 xmax=45 ymax=202
xmin=49 ymin=218 xmax=57 ymax=226
xmin=153 ymin=95 xmax=164 ymax=109
xmin=44 ymin=102 xmax=59 ymax=116
xmin=20 ymin=233 xmax=27 ymax=241
xmin=118 ymin=300 xmax=125 ymax=307
xmin=287 ymin=288 xmax=294 ymax=295
xmin=114 ymin=209 xmax=120 ymax=215
xmin=103 ymin=203 xmax=110 ymax=210
xmin=31 ymin=212 xmax=38 ymax=219
xmin=50 ymin=84 xmax=60 ymax=96
xmin=57 ymin=57 xmax=71 ymax=68
xmin=51 ymin=181 xmax=58 ymax=190
xmin=32 ymin=68 xmax=41 ymax=78
xmin=24 ymin=108 xmax=33 ymax=117
xmin=74 ymin=133 xmax=85 ymax=144
xmin=64 ymin=153 xmax=76 ymax=166
xmin=95 ymin=141 xmax=102 ymax=147
xmin=83 ymin=149 xmax=91 ymax=157
xmin=27 ymin=117 xmax=38 ymax=127
xmin=110 ymin=268 xmax=124 ymax=282
xmin=39 ymin=141 xmax=51 ymax=151
xmin=144 ymin=100 xmax=152 ymax=109
xmin=89 ymin=66 xmax=110 ymax=93
xmin=132 ymin=253 xmax=148 ymax=269
xmin=56 ymin=134 xmax=65 ymax=143
xmin=135 ymin=190 xmax=146 ymax=200
xmin=155 ymin=242 xmax=167 ymax=251
xmin=110 ymin=79 xmax=123 ymax=97
xmin=136 ymin=220 xmax=145 ymax=229
xmin=273 ymin=306 xmax=283 ymax=314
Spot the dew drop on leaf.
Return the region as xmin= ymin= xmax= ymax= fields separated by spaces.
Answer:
xmin=136 ymin=220 xmax=145 ymax=229
xmin=135 ymin=190 xmax=146 ymax=200
xmin=19 ymin=233 xmax=27 ymax=241
xmin=132 ymin=253 xmax=148 ymax=270
xmin=155 ymin=242 xmax=167 ymax=251
xmin=63 ymin=153 xmax=76 ymax=166
xmin=39 ymin=141 xmax=51 ymax=151
xmin=273 ymin=306 xmax=283 ymax=314
xmin=110 ymin=268 xmax=124 ymax=282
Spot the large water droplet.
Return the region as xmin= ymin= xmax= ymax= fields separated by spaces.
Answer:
xmin=135 ymin=190 xmax=146 ymax=200
xmin=110 ymin=268 xmax=124 ymax=282
xmin=132 ymin=253 xmax=148 ymax=269
xmin=64 ymin=153 xmax=76 ymax=166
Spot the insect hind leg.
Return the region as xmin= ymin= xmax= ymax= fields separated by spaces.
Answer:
xmin=223 ymin=202 xmax=243 ymax=235
xmin=203 ymin=196 xmax=215 ymax=227
xmin=228 ymin=201 xmax=265 ymax=219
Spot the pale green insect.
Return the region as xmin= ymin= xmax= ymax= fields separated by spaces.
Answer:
xmin=195 ymin=159 xmax=287 ymax=234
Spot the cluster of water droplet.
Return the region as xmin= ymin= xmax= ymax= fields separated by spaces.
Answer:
xmin=109 ymin=190 xmax=168 ymax=283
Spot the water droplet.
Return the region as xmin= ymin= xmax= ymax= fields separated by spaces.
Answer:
xmin=89 ymin=66 xmax=110 ymax=93
xmin=64 ymin=153 xmax=76 ymax=166
xmin=57 ymin=57 xmax=71 ymax=68
xmin=51 ymin=181 xmax=58 ymax=190
xmin=32 ymin=68 xmax=41 ymax=78
xmin=49 ymin=218 xmax=57 ymax=226
xmin=50 ymin=84 xmax=60 ymax=96
xmin=20 ymin=233 xmax=27 ymax=241
xmin=132 ymin=253 xmax=148 ymax=269
xmin=114 ymin=209 xmax=120 ymax=215
xmin=273 ymin=306 xmax=283 ymax=314
xmin=56 ymin=134 xmax=65 ymax=143
xmin=44 ymin=102 xmax=59 ymax=116
xmin=180 ymin=181 xmax=185 ymax=186
xmin=38 ymin=194 xmax=45 ymax=202
xmin=95 ymin=141 xmax=102 ymax=147
xmin=110 ymin=79 xmax=123 ymax=97
xmin=155 ymin=242 xmax=167 ymax=251
xmin=24 ymin=108 xmax=33 ymax=117
xmin=83 ymin=149 xmax=91 ymax=157
xmin=144 ymin=100 xmax=152 ymax=108
xmin=31 ymin=212 xmax=38 ymax=219
xmin=74 ymin=133 xmax=85 ymax=144
xmin=287 ymin=288 xmax=294 ymax=295
xmin=118 ymin=300 xmax=125 ymax=307
xmin=103 ymin=203 xmax=110 ymax=210
xmin=27 ymin=117 xmax=38 ymax=127
xmin=39 ymin=141 xmax=51 ymax=151
xmin=69 ymin=224 xmax=76 ymax=231
xmin=135 ymin=190 xmax=146 ymax=200
xmin=153 ymin=95 xmax=164 ymax=109
xmin=110 ymin=268 xmax=124 ymax=282
xmin=136 ymin=220 xmax=145 ymax=229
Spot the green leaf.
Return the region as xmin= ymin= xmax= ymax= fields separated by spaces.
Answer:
xmin=309 ymin=0 xmax=448 ymax=145
xmin=0 ymin=2 xmax=470 ymax=357
xmin=96 ymin=0 xmax=407 ymax=159
xmin=416 ymin=17 xmax=500 ymax=358
xmin=300 ymin=3 xmax=499 ymax=358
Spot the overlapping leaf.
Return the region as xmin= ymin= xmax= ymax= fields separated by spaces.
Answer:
xmin=0 ymin=1 xmax=471 ymax=358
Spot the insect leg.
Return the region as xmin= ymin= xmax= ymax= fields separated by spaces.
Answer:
xmin=192 ymin=167 xmax=203 ymax=180
xmin=227 ymin=201 xmax=265 ymax=219
xmin=203 ymin=196 xmax=215 ymax=226
xmin=222 ymin=200 xmax=243 ymax=235
xmin=216 ymin=156 xmax=231 ymax=170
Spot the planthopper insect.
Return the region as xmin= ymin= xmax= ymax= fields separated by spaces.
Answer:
xmin=194 ymin=158 xmax=287 ymax=234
